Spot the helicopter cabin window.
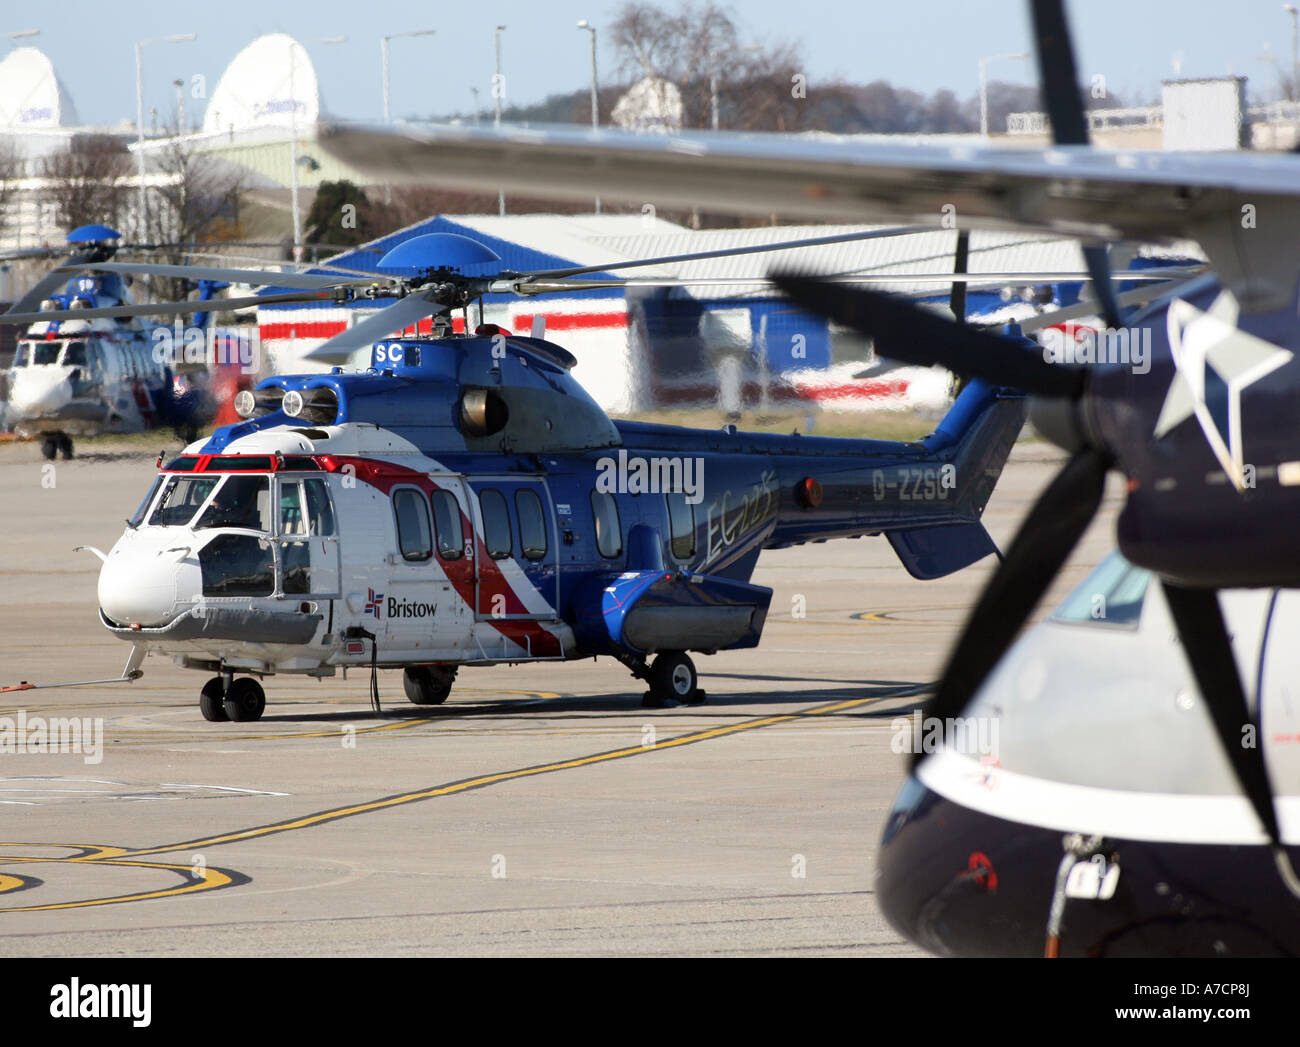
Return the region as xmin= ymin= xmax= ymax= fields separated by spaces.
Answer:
xmin=129 ymin=476 xmax=165 ymax=528
xmin=665 ymin=491 xmax=695 ymax=560
xmin=430 ymin=490 xmax=463 ymax=561
xmin=60 ymin=341 xmax=88 ymax=367
xmin=279 ymin=478 xmax=336 ymax=537
xmin=480 ymin=489 xmax=513 ymax=560
xmin=195 ymin=475 xmax=270 ymax=531
xmin=590 ymin=490 xmax=623 ymax=559
xmin=515 ymin=489 xmax=548 ymax=561
xmin=199 ymin=533 xmax=275 ymax=598
xmin=148 ymin=475 xmax=219 ymax=526
xmin=393 ymin=488 xmax=433 ymax=562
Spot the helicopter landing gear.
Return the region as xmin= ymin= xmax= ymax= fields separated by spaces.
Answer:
xmin=199 ymin=677 xmax=228 ymax=722
xmin=224 ymin=677 xmax=266 ymax=722
xmin=40 ymin=433 xmax=73 ymax=460
xmin=640 ymin=651 xmax=705 ymax=708
xmin=403 ymin=665 xmax=456 ymax=706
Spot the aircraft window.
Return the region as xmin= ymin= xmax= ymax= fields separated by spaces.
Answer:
xmin=12 ymin=343 xmax=29 ymax=367
xmin=148 ymin=475 xmax=219 ymax=526
xmin=33 ymin=343 xmax=60 ymax=365
xmin=195 ymin=475 xmax=270 ymax=531
xmin=199 ymin=533 xmax=274 ymax=597
xmin=279 ymin=482 xmax=307 ymax=536
xmin=303 ymin=478 xmax=335 ymax=536
xmin=128 ymin=476 xmax=165 ymax=528
xmin=591 ymin=490 xmax=623 ymax=559
xmin=665 ymin=492 xmax=695 ymax=560
xmin=60 ymin=341 xmax=88 ymax=367
xmin=393 ymin=488 xmax=433 ymax=562
xmin=480 ymin=489 xmax=513 ymax=560
xmin=163 ymin=456 xmax=200 ymax=472
xmin=515 ymin=489 xmax=548 ymax=561
xmin=431 ymin=490 xmax=463 ymax=561
xmin=1051 ymin=551 xmax=1151 ymax=627
xmin=281 ymin=456 xmax=318 ymax=471
xmin=206 ymin=455 xmax=273 ymax=472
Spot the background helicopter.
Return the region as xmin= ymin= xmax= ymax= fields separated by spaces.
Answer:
xmin=302 ymin=0 xmax=1300 ymax=957
xmin=5 ymin=225 xmax=1183 ymax=724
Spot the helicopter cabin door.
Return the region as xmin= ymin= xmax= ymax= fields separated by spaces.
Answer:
xmin=469 ymin=478 xmax=560 ymax=623
xmin=383 ymin=476 xmax=475 ymax=659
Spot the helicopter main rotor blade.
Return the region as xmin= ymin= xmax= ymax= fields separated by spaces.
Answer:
xmin=911 ymin=447 xmax=1110 ymax=770
xmin=1161 ymin=583 xmax=1285 ymax=849
xmin=521 ymin=225 xmax=936 ymax=281
xmin=772 ymin=275 xmax=1086 ymax=397
xmin=0 ymin=289 xmax=355 ymax=325
xmin=59 ymin=261 xmax=375 ymax=290
xmin=303 ymin=294 xmax=446 ymax=363
xmin=6 ymin=253 xmax=101 ymax=315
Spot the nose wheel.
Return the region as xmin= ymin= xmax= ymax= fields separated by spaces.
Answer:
xmin=403 ymin=666 xmax=456 ymax=706
xmin=199 ymin=675 xmax=266 ymax=722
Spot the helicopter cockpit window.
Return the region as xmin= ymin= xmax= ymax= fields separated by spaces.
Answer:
xmin=1050 ymin=551 xmax=1151 ymax=628
xmin=480 ymin=489 xmax=513 ymax=560
xmin=430 ymin=490 xmax=463 ymax=561
xmin=195 ymin=475 xmax=270 ymax=531
xmin=148 ymin=475 xmax=219 ymax=526
xmin=279 ymin=478 xmax=335 ymax=537
xmin=393 ymin=488 xmax=433 ymax=562
xmin=60 ymin=341 xmax=88 ymax=367
xmin=591 ymin=491 xmax=623 ymax=559
xmin=129 ymin=476 xmax=165 ymax=528
xmin=32 ymin=343 xmax=60 ymax=366
xmin=12 ymin=342 xmax=29 ymax=368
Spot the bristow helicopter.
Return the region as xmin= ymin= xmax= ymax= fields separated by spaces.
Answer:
xmin=8 ymin=224 xmax=1063 ymax=722
xmin=0 ymin=223 xmax=255 ymax=457
xmin=304 ymin=0 xmax=1300 ymax=956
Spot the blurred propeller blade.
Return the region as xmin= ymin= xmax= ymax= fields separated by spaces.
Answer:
xmin=303 ymin=294 xmax=445 ymax=363
xmin=911 ymin=447 xmax=1110 ymax=768
xmin=1161 ymin=583 xmax=1284 ymax=847
xmin=772 ymin=275 xmax=1086 ymax=397
xmin=950 ymin=231 xmax=969 ymax=324
xmin=0 ymin=289 xmax=351 ymax=325
xmin=6 ymin=254 xmax=97 ymax=315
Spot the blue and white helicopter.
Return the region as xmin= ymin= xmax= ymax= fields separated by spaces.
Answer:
xmin=11 ymin=228 xmax=1078 ymax=722
xmin=2 ymin=224 xmax=256 ymax=457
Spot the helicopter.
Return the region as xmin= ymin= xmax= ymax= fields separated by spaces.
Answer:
xmin=302 ymin=0 xmax=1300 ymax=956
xmin=2 ymin=224 xmax=270 ymax=458
xmin=3 ymin=220 xmax=1134 ymax=722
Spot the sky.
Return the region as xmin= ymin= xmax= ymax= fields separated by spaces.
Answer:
xmin=16 ymin=0 xmax=1300 ymax=128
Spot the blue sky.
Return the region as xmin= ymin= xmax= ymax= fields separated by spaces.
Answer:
xmin=20 ymin=0 xmax=1300 ymax=127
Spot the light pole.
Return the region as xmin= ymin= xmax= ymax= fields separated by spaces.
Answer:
xmin=1286 ymin=4 xmax=1299 ymax=102
xmin=290 ymin=36 xmax=346 ymax=260
xmin=577 ymin=19 xmax=601 ymax=213
xmin=172 ymin=79 xmax=185 ymax=134
xmin=494 ymin=25 xmax=506 ymax=216
xmin=135 ymin=33 xmax=197 ymax=240
xmin=979 ymin=52 xmax=1028 ymax=138
xmin=382 ymin=29 xmax=436 ymax=123
xmin=710 ymin=50 xmax=720 ymax=131
xmin=470 ymin=86 xmax=481 ymax=126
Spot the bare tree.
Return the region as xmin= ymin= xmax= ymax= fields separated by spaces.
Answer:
xmin=41 ymin=133 xmax=132 ymax=232
xmin=0 ymin=137 xmax=22 ymax=240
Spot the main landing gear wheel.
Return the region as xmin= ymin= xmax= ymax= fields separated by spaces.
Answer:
xmin=223 ymin=677 xmax=266 ymax=722
xmin=199 ymin=677 xmax=229 ymax=722
xmin=403 ymin=666 xmax=456 ymax=706
xmin=40 ymin=436 xmax=57 ymax=460
xmin=642 ymin=652 xmax=705 ymax=708
xmin=57 ymin=433 xmax=73 ymax=459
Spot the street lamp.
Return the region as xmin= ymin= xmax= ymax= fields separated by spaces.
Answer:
xmin=382 ymin=29 xmax=436 ymax=123
xmin=577 ymin=19 xmax=600 ymax=213
xmin=495 ymin=25 xmax=506 ymax=216
xmin=135 ymin=33 xmax=197 ymax=239
xmin=1285 ymin=4 xmax=1299 ymax=102
xmin=290 ymin=36 xmax=346 ymax=260
xmin=979 ymin=51 xmax=1028 ymax=137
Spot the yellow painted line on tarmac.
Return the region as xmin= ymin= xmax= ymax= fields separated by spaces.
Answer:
xmin=0 ymin=857 xmax=238 ymax=913
xmin=117 ymin=694 xmax=878 ymax=859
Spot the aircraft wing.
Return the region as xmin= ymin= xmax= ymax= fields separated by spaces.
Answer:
xmin=318 ymin=122 xmax=1300 ymax=310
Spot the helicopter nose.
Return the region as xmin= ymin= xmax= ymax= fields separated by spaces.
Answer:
xmin=97 ymin=539 xmax=189 ymax=628
xmin=8 ymin=366 xmax=72 ymax=418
